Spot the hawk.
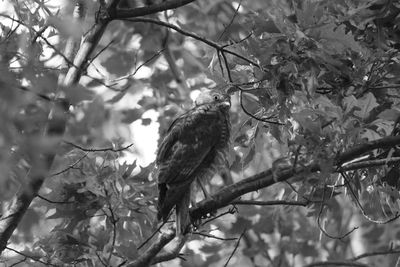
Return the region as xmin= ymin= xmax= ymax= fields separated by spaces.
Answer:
xmin=155 ymin=90 xmax=231 ymax=235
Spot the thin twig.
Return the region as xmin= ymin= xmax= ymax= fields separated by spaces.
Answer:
xmin=0 ymin=14 xmax=76 ymax=69
xmin=192 ymin=232 xmax=238 ymax=241
xmin=305 ymin=247 xmax=400 ymax=266
xmin=17 ymin=85 xmax=52 ymax=102
xmin=87 ymin=39 xmax=115 ymax=66
xmin=37 ymin=195 xmax=75 ymax=204
xmin=138 ymin=220 xmax=168 ymax=250
xmin=239 ymin=90 xmax=284 ymax=125
xmin=223 ymin=229 xmax=246 ymax=267
xmin=50 ymin=153 xmax=88 ymax=177
xmin=304 ymin=261 xmax=368 ymax=267
xmin=123 ymin=18 xmax=259 ymax=68
xmin=217 ymin=0 xmax=242 ymax=41
xmin=5 ymin=247 xmax=55 ymax=267
xmin=292 ymin=145 xmax=302 ymax=172
xmin=64 ymin=141 xmax=133 ymax=152
xmin=231 ymin=199 xmax=308 ymax=206
xmin=9 ymin=257 xmax=27 ymax=267
xmin=316 ymin=186 xmax=358 ymax=240
xmin=221 ymin=50 xmax=233 ymax=82
xmin=370 ymin=84 xmax=400 ymax=89
xmin=95 ymin=251 xmax=108 ymax=267
xmin=351 ymin=248 xmax=400 ymax=261
xmin=223 ymin=32 xmax=253 ymax=47
xmin=201 ymin=207 xmax=237 ymax=226
xmin=111 ymin=49 xmax=164 ymax=83
xmin=341 ymin=172 xmax=400 ymax=224
xmin=217 ymin=51 xmax=225 ymax=77
xmin=105 ymin=190 xmax=118 ymax=266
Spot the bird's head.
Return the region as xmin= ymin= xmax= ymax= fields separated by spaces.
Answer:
xmin=194 ymin=90 xmax=231 ymax=109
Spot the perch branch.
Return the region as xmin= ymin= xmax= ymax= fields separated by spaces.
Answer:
xmin=151 ymin=234 xmax=188 ymax=264
xmin=127 ymin=229 xmax=176 ymax=267
xmin=126 ymin=129 xmax=400 ymax=266
xmin=111 ymin=0 xmax=197 ymax=19
xmin=191 ymin=135 xmax=400 ymax=221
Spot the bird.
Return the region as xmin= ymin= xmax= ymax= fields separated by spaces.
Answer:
xmin=155 ymin=89 xmax=231 ymax=235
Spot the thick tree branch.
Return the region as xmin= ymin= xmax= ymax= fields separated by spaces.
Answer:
xmin=0 ymin=1 xmax=87 ymax=253
xmin=192 ymin=135 xmax=400 ymax=220
xmin=0 ymin=99 xmax=69 ymax=253
xmin=63 ymin=23 xmax=108 ymax=86
xmin=111 ymin=0 xmax=197 ymax=19
xmin=127 ymin=229 xmax=176 ymax=267
xmin=151 ymin=234 xmax=187 ymax=264
xmin=338 ymin=157 xmax=400 ymax=171
xmin=0 ymin=0 xmax=119 ymax=255
xmin=190 ymin=164 xmax=319 ymax=220
xmin=336 ymin=135 xmax=400 ymax=165
xmin=63 ymin=0 xmax=123 ymax=86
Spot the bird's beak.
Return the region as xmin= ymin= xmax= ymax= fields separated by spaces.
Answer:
xmin=222 ymin=95 xmax=231 ymax=107
xmin=222 ymin=99 xmax=231 ymax=107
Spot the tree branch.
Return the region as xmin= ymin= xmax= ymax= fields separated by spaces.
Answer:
xmin=192 ymin=231 xmax=238 ymax=241
xmin=0 ymin=0 xmax=119 ymax=255
xmin=190 ymin=165 xmax=316 ymax=220
xmin=123 ymin=18 xmax=259 ymax=67
xmin=63 ymin=0 xmax=121 ymax=86
xmin=305 ymin=248 xmax=400 ymax=267
xmin=4 ymin=246 xmax=56 ymax=266
xmin=338 ymin=157 xmax=400 ymax=171
xmin=111 ymin=0 xmax=197 ymax=19
xmin=304 ymin=261 xmax=368 ymax=267
xmin=127 ymin=229 xmax=176 ymax=267
xmin=231 ymin=199 xmax=309 ymax=206
xmin=63 ymin=141 xmax=133 ymax=152
xmin=191 ymin=135 xmax=400 ymax=221
xmin=350 ymin=248 xmax=400 ymax=261
xmin=151 ymin=234 xmax=188 ymax=265
xmin=0 ymin=99 xmax=69 ymax=254
xmin=223 ymin=229 xmax=246 ymax=267
xmin=336 ymin=135 xmax=400 ymax=165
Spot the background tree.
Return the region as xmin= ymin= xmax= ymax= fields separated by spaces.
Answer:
xmin=1 ymin=0 xmax=400 ymax=266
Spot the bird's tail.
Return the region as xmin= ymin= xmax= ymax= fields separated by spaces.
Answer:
xmin=176 ymin=189 xmax=191 ymax=236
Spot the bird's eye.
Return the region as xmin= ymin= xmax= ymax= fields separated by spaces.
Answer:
xmin=213 ymin=95 xmax=220 ymax=101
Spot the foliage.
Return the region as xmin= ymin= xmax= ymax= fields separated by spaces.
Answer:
xmin=1 ymin=0 xmax=400 ymax=266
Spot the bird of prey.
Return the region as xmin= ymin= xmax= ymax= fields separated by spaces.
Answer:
xmin=155 ymin=89 xmax=231 ymax=235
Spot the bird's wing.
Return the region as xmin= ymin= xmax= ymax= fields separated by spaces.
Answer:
xmin=156 ymin=107 xmax=221 ymax=185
